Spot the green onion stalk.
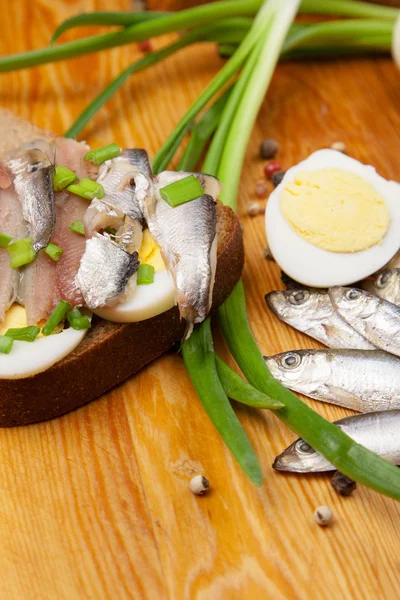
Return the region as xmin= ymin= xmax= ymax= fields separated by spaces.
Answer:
xmin=213 ymin=7 xmax=400 ymax=496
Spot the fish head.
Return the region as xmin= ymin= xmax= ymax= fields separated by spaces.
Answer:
xmin=265 ymin=288 xmax=328 ymax=326
xmin=329 ymin=286 xmax=378 ymax=320
xmin=265 ymin=350 xmax=330 ymax=392
xmin=273 ymin=438 xmax=333 ymax=473
xmin=364 ymin=269 xmax=400 ymax=305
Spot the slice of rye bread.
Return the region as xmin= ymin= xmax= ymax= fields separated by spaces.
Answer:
xmin=0 ymin=202 xmax=244 ymax=427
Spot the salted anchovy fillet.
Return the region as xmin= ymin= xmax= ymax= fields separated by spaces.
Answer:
xmin=142 ymin=172 xmax=217 ymax=334
xmin=76 ymin=233 xmax=139 ymax=309
xmin=0 ymin=163 xmax=11 ymax=189
xmin=273 ymin=410 xmax=400 ymax=473
xmin=115 ymin=216 xmax=143 ymax=254
xmin=330 ymin=286 xmax=400 ymax=357
xmin=84 ymin=198 xmax=126 ymax=238
xmin=122 ymin=148 xmax=153 ymax=178
xmin=96 ymin=149 xmax=152 ymax=219
xmin=265 ymin=349 xmax=400 ymax=412
xmin=20 ymin=252 xmax=58 ymax=325
xmin=7 ymin=147 xmax=55 ymax=252
xmin=362 ymin=268 xmax=400 ymax=307
xmin=0 ymin=185 xmax=26 ymax=321
xmin=265 ymin=288 xmax=376 ymax=350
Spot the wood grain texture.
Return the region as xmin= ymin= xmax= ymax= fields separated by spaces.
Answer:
xmin=1 ymin=2 xmax=400 ymax=599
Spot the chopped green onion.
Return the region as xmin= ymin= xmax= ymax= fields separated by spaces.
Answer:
xmin=67 ymin=178 xmax=105 ymax=200
xmin=0 ymin=336 xmax=13 ymax=354
xmin=159 ymin=174 xmax=204 ymax=207
xmin=67 ymin=308 xmax=91 ymax=330
xmin=5 ymin=326 xmax=40 ymax=342
xmin=42 ymin=300 xmax=71 ymax=336
xmin=44 ymin=242 xmax=64 ymax=262
xmin=84 ymin=143 xmax=121 ymax=164
xmin=137 ymin=264 xmax=155 ymax=285
xmin=52 ymin=166 xmax=78 ymax=191
xmin=7 ymin=238 xmax=36 ymax=269
xmin=69 ymin=220 xmax=85 ymax=236
xmin=0 ymin=233 xmax=13 ymax=248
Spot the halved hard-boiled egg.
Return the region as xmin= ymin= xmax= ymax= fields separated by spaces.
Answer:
xmin=265 ymin=149 xmax=400 ymax=287
xmin=94 ymin=228 xmax=176 ymax=322
xmin=0 ymin=304 xmax=90 ymax=379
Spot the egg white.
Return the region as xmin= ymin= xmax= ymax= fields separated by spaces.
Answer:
xmin=0 ymin=324 xmax=90 ymax=380
xmin=94 ymin=269 xmax=176 ymax=323
xmin=265 ymin=149 xmax=400 ymax=287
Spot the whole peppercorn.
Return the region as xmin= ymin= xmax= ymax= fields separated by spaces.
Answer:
xmin=189 ymin=475 xmax=210 ymax=496
xmin=331 ymin=141 xmax=346 ymax=153
xmin=314 ymin=506 xmax=333 ymax=527
xmin=271 ymin=170 xmax=286 ymax=188
xmin=254 ymin=180 xmax=268 ymax=198
xmin=260 ymin=138 xmax=279 ymax=159
xmin=137 ymin=40 xmax=152 ymax=53
xmin=264 ymin=162 xmax=282 ymax=179
xmin=246 ymin=201 xmax=265 ymax=216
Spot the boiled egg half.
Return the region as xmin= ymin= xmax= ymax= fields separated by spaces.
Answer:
xmin=265 ymin=149 xmax=400 ymax=287
xmin=0 ymin=303 xmax=90 ymax=379
xmin=94 ymin=228 xmax=176 ymax=323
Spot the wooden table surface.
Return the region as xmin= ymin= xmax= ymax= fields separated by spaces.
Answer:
xmin=1 ymin=2 xmax=400 ymax=599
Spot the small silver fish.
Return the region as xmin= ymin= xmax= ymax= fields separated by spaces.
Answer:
xmin=8 ymin=147 xmax=55 ymax=252
xmin=362 ymin=269 xmax=400 ymax=306
xmin=265 ymin=349 xmax=400 ymax=412
xmin=330 ymin=286 xmax=400 ymax=357
xmin=265 ymin=288 xmax=375 ymax=350
xmin=142 ymin=173 xmax=217 ymax=334
xmin=274 ymin=410 xmax=400 ymax=473
xmin=76 ymin=233 xmax=139 ymax=309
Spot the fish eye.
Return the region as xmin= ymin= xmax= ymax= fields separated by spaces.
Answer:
xmin=129 ymin=177 xmax=136 ymax=189
xmin=289 ymin=290 xmax=308 ymax=305
xmin=296 ymin=440 xmax=313 ymax=454
xmin=282 ymin=352 xmax=301 ymax=369
xmin=346 ymin=289 xmax=360 ymax=301
xmin=376 ymin=271 xmax=391 ymax=288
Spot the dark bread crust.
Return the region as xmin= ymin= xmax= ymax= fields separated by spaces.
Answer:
xmin=0 ymin=203 xmax=244 ymax=426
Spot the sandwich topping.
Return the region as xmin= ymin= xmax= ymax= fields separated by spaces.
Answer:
xmin=0 ymin=119 xmax=219 ymax=374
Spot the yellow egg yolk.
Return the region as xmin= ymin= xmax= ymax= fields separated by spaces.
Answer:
xmin=0 ymin=304 xmax=63 ymax=336
xmin=138 ymin=228 xmax=165 ymax=272
xmin=280 ymin=169 xmax=390 ymax=253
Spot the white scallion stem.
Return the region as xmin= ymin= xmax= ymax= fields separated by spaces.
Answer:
xmin=218 ymin=0 xmax=301 ymax=210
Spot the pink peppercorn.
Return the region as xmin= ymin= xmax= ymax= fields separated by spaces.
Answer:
xmin=137 ymin=40 xmax=152 ymax=53
xmin=264 ymin=162 xmax=282 ymax=179
xmin=254 ymin=180 xmax=268 ymax=198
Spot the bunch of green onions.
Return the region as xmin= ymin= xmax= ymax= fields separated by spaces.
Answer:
xmin=3 ymin=0 xmax=400 ymax=499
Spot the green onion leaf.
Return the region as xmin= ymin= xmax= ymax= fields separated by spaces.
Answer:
xmin=67 ymin=178 xmax=105 ymax=200
xmin=69 ymin=220 xmax=85 ymax=236
xmin=52 ymin=166 xmax=78 ymax=192
xmin=7 ymin=238 xmax=36 ymax=269
xmin=44 ymin=242 xmax=64 ymax=262
xmin=84 ymin=143 xmax=121 ymax=164
xmin=0 ymin=233 xmax=13 ymax=248
xmin=137 ymin=264 xmax=155 ymax=285
xmin=42 ymin=300 xmax=71 ymax=336
xmin=66 ymin=308 xmax=91 ymax=330
xmin=5 ymin=326 xmax=40 ymax=343
xmin=160 ymin=174 xmax=204 ymax=207
xmin=0 ymin=336 xmax=13 ymax=354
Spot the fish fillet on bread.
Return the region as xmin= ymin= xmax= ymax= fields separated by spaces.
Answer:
xmin=0 ymin=110 xmax=244 ymax=426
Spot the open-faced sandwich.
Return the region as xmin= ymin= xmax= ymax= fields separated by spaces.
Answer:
xmin=0 ymin=110 xmax=243 ymax=426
